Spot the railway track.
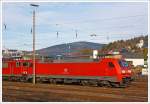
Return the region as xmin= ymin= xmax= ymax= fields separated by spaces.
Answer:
xmin=2 ymin=76 xmax=148 ymax=102
xmin=3 ymin=81 xmax=147 ymax=96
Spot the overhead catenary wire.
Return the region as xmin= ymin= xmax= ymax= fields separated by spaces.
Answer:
xmin=4 ymin=9 xmax=147 ymax=50
xmin=35 ymin=14 xmax=146 ymax=27
xmin=4 ymin=13 xmax=146 ymax=34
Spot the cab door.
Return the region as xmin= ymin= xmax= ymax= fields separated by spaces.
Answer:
xmin=22 ymin=61 xmax=30 ymax=75
xmin=106 ymin=62 xmax=116 ymax=76
xmin=10 ymin=62 xmax=15 ymax=76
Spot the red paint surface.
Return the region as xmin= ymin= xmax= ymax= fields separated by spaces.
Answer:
xmin=2 ymin=58 xmax=132 ymax=82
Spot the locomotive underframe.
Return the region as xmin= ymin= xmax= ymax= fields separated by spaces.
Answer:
xmin=2 ymin=74 xmax=131 ymax=88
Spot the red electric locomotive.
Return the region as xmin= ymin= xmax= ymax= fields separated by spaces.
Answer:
xmin=2 ymin=58 xmax=132 ymax=87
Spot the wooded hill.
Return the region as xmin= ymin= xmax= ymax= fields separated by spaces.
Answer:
xmin=99 ymin=35 xmax=148 ymax=59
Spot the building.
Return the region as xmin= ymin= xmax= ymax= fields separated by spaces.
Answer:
xmin=136 ymin=39 xmax=144 ymax=48
xmin=2 ymin=49 xmax=24 ymax=59
xmin=125 ymin=58 xmax=144 ymax=67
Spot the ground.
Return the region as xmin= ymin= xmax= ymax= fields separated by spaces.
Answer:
xmin=2 ymin=76 xmax=148 ymax=102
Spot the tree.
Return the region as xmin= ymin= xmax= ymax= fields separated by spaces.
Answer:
xmin=143 ymin=48 xmax=148 ymax=59
xmin=79 ymin=49 xmax=92 ymax=55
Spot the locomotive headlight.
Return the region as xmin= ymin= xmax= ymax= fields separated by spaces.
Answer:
xmin=121 ymin=70 xmax=126 ymax=74
xmin=128 ymin=70 xmax=131 ymax=73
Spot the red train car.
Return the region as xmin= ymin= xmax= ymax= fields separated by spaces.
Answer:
xmin=2 ymin=58 xmax=132 ymax=87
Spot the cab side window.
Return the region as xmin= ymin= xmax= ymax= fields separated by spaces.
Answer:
xmin=3 ymin=62 xmax=8 ymax=68
xmin=22 ymin=62 xmax=29 ymax=67
xmin=16 ymin=62 xmax=21 ymax=67
xmin=108 ymin=62 xmax=115 ymax=68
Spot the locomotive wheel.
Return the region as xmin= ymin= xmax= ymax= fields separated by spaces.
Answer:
xmin=97 ymin=83 xmax=103 ymax=87
xmin=125 ymin=79 xmax=131 ymax=85
xmin=8 ymin=77 xmax=12 ymax=81
xmin=110 ymin=82 xmax=120 ymax=88
xmin=8 ymin=76 xmax=15 ymax=81
xmin=101 ymin=81 xmax=111 ymax=88
xmin=49 ymin=79 xmax=57 ymax=84
xmin=20 ymin=76 xmax=28 ymax=82
xmin=28 ymin=78 xmax=33 ymax=82
xmin=89 ymin=81 xmax=98 ymax=87
xmin=80 ymin=80 xmax=89 ymax=86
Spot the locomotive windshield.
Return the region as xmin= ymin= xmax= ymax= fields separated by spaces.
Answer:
xmin=119 ymin=60 xmax=128 ymax=67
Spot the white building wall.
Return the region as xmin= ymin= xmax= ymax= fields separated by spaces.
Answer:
xmin=142 ymin=68 xmax=148 ymax=75
xmin=125 ymin=58 xmax=144 ymax=67
xmin=93 ymin=50 xmax=98 ymax=59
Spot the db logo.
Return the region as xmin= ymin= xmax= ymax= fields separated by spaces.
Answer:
xmin=64 ymin=68 xmax=68 ymax=73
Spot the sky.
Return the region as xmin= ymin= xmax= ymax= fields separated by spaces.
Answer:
xmin=1 ymin=0 xmax=149 ymax=1
xmin=2 ymin=2 xmax=148 ymax=51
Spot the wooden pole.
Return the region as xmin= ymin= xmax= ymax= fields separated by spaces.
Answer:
xmin=32 ymin=10 xmax=36 ymax=84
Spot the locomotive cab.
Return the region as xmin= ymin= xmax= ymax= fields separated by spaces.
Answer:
xmin=2 ymin=60 xmax=33 ymax=81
